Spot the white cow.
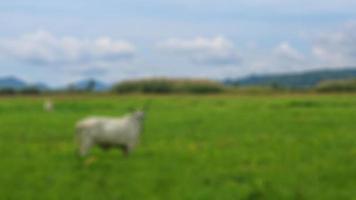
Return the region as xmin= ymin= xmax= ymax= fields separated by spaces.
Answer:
xmin=75 ymin=110 xmax=145 ymax=157
xmin=44 ymin=99 xmax=54 ymax=112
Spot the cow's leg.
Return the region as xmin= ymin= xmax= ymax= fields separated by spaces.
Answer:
xmin=123 ymin=143 xmax=136 ymax=157
xmin=79 ymin=138 xmax=93 ymax=157
xmin=118 ymin=144 xmax=131 ymax=157
xmin=99 ymin=144 xmax=111 ymax=151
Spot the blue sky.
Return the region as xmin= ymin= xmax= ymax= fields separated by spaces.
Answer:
xmin=0 ymin=0 xmax=356 ymax=86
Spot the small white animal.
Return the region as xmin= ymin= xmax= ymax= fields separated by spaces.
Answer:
xmin=75 ymin=110 xmax=145 ymax=157
xmin=44 ymin=99 xmax=53 ymax=112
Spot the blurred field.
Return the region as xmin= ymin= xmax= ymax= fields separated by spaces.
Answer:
xmin=1 ymin=94 xmax=356 ymax=200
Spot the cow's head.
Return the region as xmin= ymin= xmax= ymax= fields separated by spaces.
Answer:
xmin=132 ymin=110 xmax=145 ymax=121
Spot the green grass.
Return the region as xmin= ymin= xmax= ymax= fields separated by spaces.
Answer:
xmin=1 ymin=94 xmax=356 ymax=200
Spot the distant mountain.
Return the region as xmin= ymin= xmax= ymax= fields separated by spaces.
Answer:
xmin=4 ymin=67 xmax=356 ymax=92
xmin=0 ymin=77 xmax=50 ymax=91
xmin=0 ymin=76 xmax=109 ymax=92
xmin=67 ymin=79 xmax=110 ymax=91
xmin=225 ymin=68 xmax=356 ymax=89
xmin=0 ymin=76 xmax=27 ymax=90
xmin=31 ymin=82 xmax=50 ymax=91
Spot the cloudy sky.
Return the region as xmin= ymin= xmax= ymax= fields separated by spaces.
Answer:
xmin=0 ymin=0 xmax=356 ymax=86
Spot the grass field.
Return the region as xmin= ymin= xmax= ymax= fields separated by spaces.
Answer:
xmin=1 ymin=94 xmax=356 ymax=200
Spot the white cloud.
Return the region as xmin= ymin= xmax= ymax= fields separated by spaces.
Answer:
xmin=0 ymin=30 xmax=135 ymax=66
xmin=274 ymin=42 xmax=305 ymax=62
xmin=236 ymin=41 xmax=309 ymax=75
xmin=158 ymin=36 xmax=240 ymax=65
xmin=312 ymin=23 xmax=356 ymax=67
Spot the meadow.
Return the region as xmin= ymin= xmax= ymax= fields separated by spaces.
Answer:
xmin=0 ymin=94 xmax=356 ymax=200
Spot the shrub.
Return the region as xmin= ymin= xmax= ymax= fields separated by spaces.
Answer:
xmin=315 ymin=79 xmax=356 ymax=92
xmin=176 ymin=80 xmax=224 ymax=94
xmin=20 ymin=87 xmax=41 ymax=95
xmin=0 ymin=88 xmax=16 ymax=95
xmin=141 ymin=80 xmax=174 ymax=93
xmin=113 ymin=78 xmax=225 ymax=94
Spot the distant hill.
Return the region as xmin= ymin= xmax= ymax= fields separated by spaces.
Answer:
xmin=4 ymin=68 xmax=356 ymax=92
xmin=0 ymin=77 xmax=51 ymax=91
xmin=31 ymin=82 xmax=49 ymax=91
xmin=67 ymin=79 xmax=110 ymax=91
xmin=315 ymin=79 xmax=356 ymax=92
xmin=0 ymin=76 xmax=109 ymax=92
xmin=113 ymin=78 xmax=224 ymax=94
xmin=225 ymin=68 xmax=356 ymax=89
xmin=0 ymin=76 xmax=28 ymax=90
